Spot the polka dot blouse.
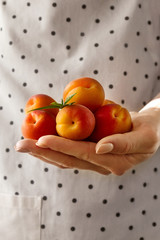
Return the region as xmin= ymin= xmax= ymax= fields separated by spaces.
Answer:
xmin=0 ymin=0 xmax=160 ymax=239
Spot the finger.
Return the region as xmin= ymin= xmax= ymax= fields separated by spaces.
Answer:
xmin=36 ymin=135 xmax=132 ymax=175
xmin=15 ymin=139 xmax=110 ymax=175
xmin=36 ymin=135 xmax=97 ymax=162
xmin=29 ymin=153 xmax=69 ymax=169
xmin=36 ymin=136 xmax=133 ymax=175
xmin=96 ymin=129 xmax=156 ymax=155
xmin=15 ymin=139 xmax=68 ymax=168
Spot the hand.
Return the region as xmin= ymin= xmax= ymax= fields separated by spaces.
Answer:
xmin=15 ymin=104 xmax=160 ymax=176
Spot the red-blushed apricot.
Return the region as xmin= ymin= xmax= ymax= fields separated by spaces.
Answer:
xmin=63 ymin=77 xmax=105 ymax=112
xmin=25 ymin=94 xmax=59 ymax=116
xmin=21 ymin=110 xmax=57 ymax=140
xmin=89 ymin=104 xmax=132 ymax=142
xmin=102 ymin=99 xmax=115 ymax=105
xmin=56 ymin=104 xmax=96 ymax=140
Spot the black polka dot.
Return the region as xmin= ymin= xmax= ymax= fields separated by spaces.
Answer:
xmin=86 ymin=213 xmax=92 ymax=218
xmin=5 ymin=148 xmax=10 ymax=152
xmin=34 ymin=69 xmax=39 ymax=74
xmin=153 ymin=195 xmax=158 ymax=200
xmin=63 ymin=70 xmax=68 ymax=74
xmin=74 ymin=169 xmax=79 ymax=174
xmin=109 ymin=84 xmax=113 ymax=89
xmin=70 ymin=226 xmax=76 ymax=231
xmin=52 ymin=2 xmax=57 ymax=7
xmin=109 ymin=56 xmax=114 ymax=61
xmin=41 ymin=224 xmax=46 ymax=229
xmin=51 ymin=31 xmax=56 ymax=36
xmin=44 ymin=167 xmax=49 ymax=172
xmin=93 ymin=70 xmax=98 ymax=74
xmin=72 ymin=198 xmax=77 ymax=203
xmin=110 ymin=30 xmax=114 ymax=34
xmin=132 ymin=86 xmax=137 ymax=91
xmin=66 ymin=17 xmax=71 ymax=22
xmin=124 ymin=43 xmax=128 ymax=48
xmin=152 ymin=222 xmax=157 ymax=227
xmin=95 ymin=19 xmax=100 ymax=23
xmin=110 ymin=5 xmax=115 ymax=10
xmin=50 ymin=58 xmax=55 ymax=62
xmin=100 ymin=227 xmax=106 ymax=232
xmin=118 ymin=185 xmax=123 ymax=190
xmin=132 ymin=169 xmax=136 ymax=174
xmin=94 ymin=43 xmax=99 ymax=47
xmin=141 ymin=210 xmax=146 ymax=215
xmin=58 ymin=183 xmax=63 ymax=188
xmin=143 ymin=182 xmax=147 ymax=187
xmin=37 ymin=44 xmax=42 ymax=48
xmin=82 ymin=4 xmax=87 ymax=9
xmin=22 ymin=82 xmax=27 ymax=87
xmin=88 ymin=184 xmax=93 ymax=189
xmin=116 ymin=212 xmax=120 ymax=217
xmin=130 ymin=197 xmax=135 ymax=202
xmin=128 ymin=225 xmax=134 ymax=230
xmin=66 ymin=45 xmax=71 ymax=50
xmin=153 ymin=167 xmax=158 ymax=172
xmin=79 ymin=57 xmax=84 ymax=61
xmin=102 ymin=199 xmax=108 ymax=204
xmin=56 ymin=211 xmax=61 ymax=216
xmin=43 ymin=196 xmax=48 ymax=201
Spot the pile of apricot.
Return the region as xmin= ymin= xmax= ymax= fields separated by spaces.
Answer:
xmin=21 ymin=77 xmax=132 ymax=142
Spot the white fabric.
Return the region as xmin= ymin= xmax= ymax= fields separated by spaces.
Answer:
xmin=0 ymin=194 xmax=41 ymax=240
xmin=0 ymin=0 xmax=160 ymax=239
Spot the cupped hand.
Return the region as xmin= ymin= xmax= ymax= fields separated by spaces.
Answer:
xmin=15 ymin=108 xmax=160 ymax=176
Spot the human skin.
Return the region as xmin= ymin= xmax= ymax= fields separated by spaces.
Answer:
xmin=15 ymin=94 xmax=160 ymax=176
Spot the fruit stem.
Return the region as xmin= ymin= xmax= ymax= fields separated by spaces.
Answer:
xmin=27 ymin=93 xmax=76 ymax=113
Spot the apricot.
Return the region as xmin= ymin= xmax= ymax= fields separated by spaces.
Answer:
xmin=103 ymin=99 xmax=115 ymax=105
xmin=56 ymin=104 xmax=95 ymax=140
xmin=63 ymin=77 xmax=105 ymax=112
xmin=90 ymin=104 xmax=132 ymax=142
xmin=21 ymin=110 xmax=57 ymax=140
xmin=25 ymin=94 xmax=59 ymax=116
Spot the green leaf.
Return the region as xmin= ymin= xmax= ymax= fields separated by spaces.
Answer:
xmin=64 ymin=93 xmax=77 ymax=105
xmin=27 ymin=93 xmax=77 ymax=113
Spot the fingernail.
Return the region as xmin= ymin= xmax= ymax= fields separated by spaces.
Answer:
xmin=96 ymin=143 xmax=114 ymax=154
xmin=36 ymin=138 xmax=47 ymax=148
xmin=14 ymin=141 xmax=30 ymax=153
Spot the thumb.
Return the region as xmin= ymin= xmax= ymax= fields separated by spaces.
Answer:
xmin=95 ymin=132 xmax=140 ymax=154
